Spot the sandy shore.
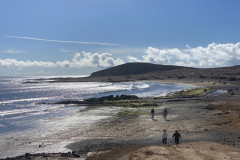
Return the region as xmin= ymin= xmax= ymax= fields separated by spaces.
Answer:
xmin=1 ymin=80 xmax=240 ymax=160
xmin=86 ymin=142 xmax=240 ymax=160
xmin=68 ymin=80 xmax=240 ymax=159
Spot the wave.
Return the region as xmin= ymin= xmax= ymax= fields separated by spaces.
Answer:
xmin=0 ymin=97 xmax=57 ymax=105
xmin=0 ymin=103 xmax=67 ymax=117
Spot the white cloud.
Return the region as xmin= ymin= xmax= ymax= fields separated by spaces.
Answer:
xmin=56 ymin=60 xmax=70 ymax=67
xmin=127 ymin=42 xmax=240 ymax=67
xmin=126 ymin=55 xmax=142 ymax=62
xmin=1 ymin=42 xmax=240 ymax=71
xmin=68 ymin=51 xmax=124 ymax=68
xmin=0 ymin=51 xmax=124 ymax=68
xmin=0 ymin=59 xmax=56 ymax=67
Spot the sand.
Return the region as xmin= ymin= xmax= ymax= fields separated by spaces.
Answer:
xmin=86 ymin=142 xmax=240 ymax=160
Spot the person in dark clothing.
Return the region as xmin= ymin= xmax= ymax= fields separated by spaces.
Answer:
xmin=151 ymin=108 xmax=155 ymax=120
xmin=162 ymin=130 xmax=168 ymax=145
xmin=172 ymin=130 xmax=181 ymax=145
xmin=163 ymin=108 xmax=168 ymax=120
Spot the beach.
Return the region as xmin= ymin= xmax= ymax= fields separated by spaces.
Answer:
xmin=2 ymin=0 xmax=240 ymax=159
xmin=1 ymin=78 xmax=240 ymax=160
xmin=0 ymin=78 xmax=191 ymax=159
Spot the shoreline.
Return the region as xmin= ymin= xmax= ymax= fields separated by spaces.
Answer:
xmin=1 ymin=78 xmax=240 ymax=160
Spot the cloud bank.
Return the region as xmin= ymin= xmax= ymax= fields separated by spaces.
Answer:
xmin=1 ymin=42 xmax=240 ymax=70
xmin=127 ymin=42 xmax=240 ymax=67
xmin=0 ymin=52 xmax=124 ymax=68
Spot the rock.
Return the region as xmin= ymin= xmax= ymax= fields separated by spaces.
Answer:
xmin=25 ymin=153 xmax=31 ymax=157
xmin=43 ymin=154 xmax=49 ymax=157
xmin=99 ymin=95 xmax=114 ymax=101
xmin=72 ymin=154 xmax=81 ymax=158
xmin=145 ymin=150 xmax=153 ymax=155
xmin=61 ymin=153 xmax=71 ymax=157
xmin=120 ymin=95 xmax=138 ymax=100
xmin=85 ymin=94 xmax=139 ymax=103
xmin=115 ymin=95 xmax=120 ymax=100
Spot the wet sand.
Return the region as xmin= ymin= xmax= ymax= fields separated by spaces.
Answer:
xmin=0 ymin=106 xmax=122 ymax=159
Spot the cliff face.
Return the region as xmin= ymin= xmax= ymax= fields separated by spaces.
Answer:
xmin=90 ymin=62 xmax=189 ymax=77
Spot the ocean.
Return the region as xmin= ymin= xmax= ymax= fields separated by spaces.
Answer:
xmin=0 ymin=76 xmax=193 ymax=135
xmin=0 ymin=76 xmax=193 ymax=158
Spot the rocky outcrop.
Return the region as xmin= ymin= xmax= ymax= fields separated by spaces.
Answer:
xmin=85 ymin=95 xmax=139 ymax=103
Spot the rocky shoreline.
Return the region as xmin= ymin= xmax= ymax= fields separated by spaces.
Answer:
xmin=1 ymin=152 xmax=81 ymax=160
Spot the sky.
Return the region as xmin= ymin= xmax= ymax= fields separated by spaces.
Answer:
xmin=1 ymin=0 xmax=240 ymax=76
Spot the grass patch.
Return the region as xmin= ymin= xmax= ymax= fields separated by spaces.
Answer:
xmin=167 ymin=88 xmax=216 ymax=98
xmin=117 ymin=110 xmax=148 ymax=117
xmin=103 ymin=100 xmax=159 ymax=108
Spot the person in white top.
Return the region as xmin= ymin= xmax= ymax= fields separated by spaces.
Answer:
xmin=162 ymin=129 xmax=168 ymax=145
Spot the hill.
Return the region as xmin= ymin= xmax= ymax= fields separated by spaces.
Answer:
xmin=45 ymin=63 xmax=240 ymax=83
xmin=89 ymin=62 xmax=240 ymax=82
xmin=90 ymin=62 xmax=191 ymax=77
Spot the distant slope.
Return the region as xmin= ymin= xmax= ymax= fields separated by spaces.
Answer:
xmin=47 ymin=63 xmax=240 ymax=83
xmin=90 ymin=62 xmax=190 ymax=77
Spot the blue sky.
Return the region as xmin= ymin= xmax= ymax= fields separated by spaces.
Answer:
xmin=1 ymin=0 xmax=240 ymax=76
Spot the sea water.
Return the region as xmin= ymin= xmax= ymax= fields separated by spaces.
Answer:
xmin=0 ymin=76 xmax=192 ymax=158
xmin=0 ymin=76 xmax=193 ymax=135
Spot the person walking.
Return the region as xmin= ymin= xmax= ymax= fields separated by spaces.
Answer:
xmin=172 ymin=130 xmax=181 ymax=145
xmin=163 ymin=108 xmax=168 ymax=120
xmin=151 ymin=108 xmax=155 ymax=120
xmin=162 ymin=130 xmax=168 ymax=145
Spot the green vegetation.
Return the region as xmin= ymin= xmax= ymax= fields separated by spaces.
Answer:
xmin=55 ymin=88 xmax=217 ymax=108
xmin=168 ymin=88 xmax=216 ymax=98
xmin=84 ymin=95 xmax=160 ymax=108
xmin=117 ymin=110 xmax=148 ymax=117
xmin=103 ymin=100 xmax=159 ymax=108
